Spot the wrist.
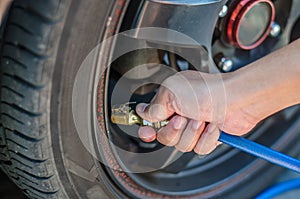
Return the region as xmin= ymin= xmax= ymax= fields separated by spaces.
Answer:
xmin=222 ymin=70 xmax=265 ymax=124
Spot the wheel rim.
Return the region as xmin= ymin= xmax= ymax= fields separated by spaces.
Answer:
xmin=91 ymin=0 xmax=300 ymax=197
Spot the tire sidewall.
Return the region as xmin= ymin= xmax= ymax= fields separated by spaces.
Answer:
xmin=50 ymin=0 xmax=117 ymax=198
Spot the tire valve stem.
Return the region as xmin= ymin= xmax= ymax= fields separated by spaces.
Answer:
xmin=111 ymin=102 xmax=169 ymax=128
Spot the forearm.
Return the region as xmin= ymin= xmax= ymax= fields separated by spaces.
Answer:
xmin=226 ymin=39 xmax=300 ymax=122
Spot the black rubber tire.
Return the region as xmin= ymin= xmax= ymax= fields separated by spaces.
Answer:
xmin=0 ymin=0 xmax=116 ymax=198
xmin=0 ymin=0 xmax=299 ymax=199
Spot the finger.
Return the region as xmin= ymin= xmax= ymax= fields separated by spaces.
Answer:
xmin=157 ymin=115 xmax=187 ymax=146
xmin=136 ymin=87 xmax=175 ymax=122
xmin=175 ymin=120 xmax=205 ymax=152
xmin=194 ymin=124 xmax=221 ymax=155
xmin=138 ymin=126 xmax=157 ymax=142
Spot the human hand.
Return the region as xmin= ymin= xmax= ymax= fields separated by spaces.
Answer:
xmin=136 ymin=70 xmax=258 ymax=155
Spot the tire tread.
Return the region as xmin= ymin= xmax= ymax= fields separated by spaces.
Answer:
xmin=0 ymin=0 xmax=68 ymax=198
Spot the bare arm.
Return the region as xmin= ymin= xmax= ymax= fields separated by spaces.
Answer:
xmin=227 ymin=39 xmax=300 ymax=124
xmin=136 ymin=39 xmax=300 ymax=155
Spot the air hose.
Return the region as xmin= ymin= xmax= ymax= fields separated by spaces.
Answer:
xmin=255 ymin=178 xmax=300 ymax=199
xmin=219 ymin=132 xmax=300 ymax=199
xmin=219 ymin=132 xmax=300 ymax=173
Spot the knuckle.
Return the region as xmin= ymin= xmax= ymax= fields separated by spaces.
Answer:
xmin=148 ymin=104 xmax=167 ymax=121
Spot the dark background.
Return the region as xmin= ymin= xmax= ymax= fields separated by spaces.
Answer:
xmin=0 ymin=170 xmax=26 ymax=199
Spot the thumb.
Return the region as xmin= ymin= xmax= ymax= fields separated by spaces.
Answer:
xmin=136 ymin=88 xmax=175 ymax=122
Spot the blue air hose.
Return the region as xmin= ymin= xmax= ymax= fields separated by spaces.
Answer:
xmin=218 ymin=132 xmax=300 ymax=198
xmin=218 ymin=132 xmax=300 ymax=173
xmin=255 ymin=178 xmax=300 ymax=199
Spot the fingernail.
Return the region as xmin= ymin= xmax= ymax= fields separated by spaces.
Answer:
xmin=138 ymin=128 xmax=156 ymax=142
xmin=173 ymin=116 xmax=185 ymax=130
xmin=192 ymin=120 xmax=202 ymax=130
xmin=137 ymin=103 xmax=149 ymax=113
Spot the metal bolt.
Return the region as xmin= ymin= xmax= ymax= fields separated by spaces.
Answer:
xmin=219 ymin=57 xmax=233 ymax=72
xmin=269 ymin=22 xmax=281 ymax=38
xmin=219 ymin=5 xmax=228 ymax=18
